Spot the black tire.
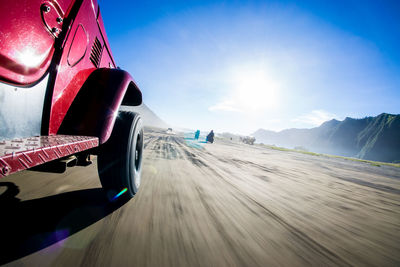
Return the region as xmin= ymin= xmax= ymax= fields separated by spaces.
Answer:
xmin=97 ymin=111 xmax=144 ymax=200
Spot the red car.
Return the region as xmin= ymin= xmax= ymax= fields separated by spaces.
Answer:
xmin=0 ymin=0 xmax=143 ymax=199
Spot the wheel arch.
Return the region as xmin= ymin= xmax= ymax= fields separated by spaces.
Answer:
xmin=58 ymin=68 xmax=142 ymax=144
xmin=122 ymin=80 xmax=142 ymax=106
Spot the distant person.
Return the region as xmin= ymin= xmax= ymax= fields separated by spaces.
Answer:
xmin=194 ymin=130 xmax=200 ymax=140
xmin=206 ymin=130 xmax=214 ymax=143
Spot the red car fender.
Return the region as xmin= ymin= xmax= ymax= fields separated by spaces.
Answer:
xmin=58 ymin=68 xmax=142 ymax=144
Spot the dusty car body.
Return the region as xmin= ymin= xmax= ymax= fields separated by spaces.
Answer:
xmin=0 ymin=0 xmax=144 ymax=199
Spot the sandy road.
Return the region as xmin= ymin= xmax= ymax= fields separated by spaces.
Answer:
xmin=1 ymin=128 xmax=400 ymax=266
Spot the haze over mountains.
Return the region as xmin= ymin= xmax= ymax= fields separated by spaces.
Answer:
xmin=121 ymin=104 xmax=168 ymax=128
xmin=253 ymin=113 xmax=400 ymax=163
xmin=123 ymin=105 xmax=399 ymax=163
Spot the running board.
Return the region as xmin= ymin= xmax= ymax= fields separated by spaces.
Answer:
xmin=0 ymin=135 xmax=99 ymax=178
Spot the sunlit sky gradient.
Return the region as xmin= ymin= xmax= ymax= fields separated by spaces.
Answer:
xmin=100 ymin=0 xmax=400 ymax=135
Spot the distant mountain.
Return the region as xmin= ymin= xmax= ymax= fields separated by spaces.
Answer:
xmin=253 ymin=113 xmax=400 ymax=163
xmin=121 ymin=104 xmax=169 ymax=128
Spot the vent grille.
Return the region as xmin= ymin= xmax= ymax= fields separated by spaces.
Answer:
xmin=90 ymin=37 xmax=103 ymax=68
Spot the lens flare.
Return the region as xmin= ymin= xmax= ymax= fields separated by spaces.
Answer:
xmin=112 ymin=188 xmax=127 ymax=200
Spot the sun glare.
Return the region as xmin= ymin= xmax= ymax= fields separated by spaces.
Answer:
xmin=232 ymin=68 xmax=280 ymax=112
xmin=15 ymin=47 xmax=49 ymax=68
xmin=209 ymin=66 xmax=281 ymax=113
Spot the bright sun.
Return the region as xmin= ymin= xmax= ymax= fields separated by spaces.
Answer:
xmin=209 ymin=65 xmax=281 ymax=113
xmin=231 ymin=68 xmax=280 ymax=112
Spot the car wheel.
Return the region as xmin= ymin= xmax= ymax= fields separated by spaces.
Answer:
xmin=97 ymin=111 xmax=143 ymax=200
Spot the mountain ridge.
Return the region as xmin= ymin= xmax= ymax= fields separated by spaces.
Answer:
xmin=252 ymin=113 xmax=400 ymax=163
xmin=121 ymin=104 xmax=169 ymax=128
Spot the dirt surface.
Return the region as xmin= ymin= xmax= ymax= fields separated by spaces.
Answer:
xmin=1 ymin=128 xmax=399 ymax=266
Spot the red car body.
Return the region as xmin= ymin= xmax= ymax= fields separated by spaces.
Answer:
xmin=0 ymin=0 xmax=142 ymax=177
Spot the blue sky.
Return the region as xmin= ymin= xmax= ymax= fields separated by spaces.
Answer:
xmin=100 ymin=0 xmax=400 ymax=134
